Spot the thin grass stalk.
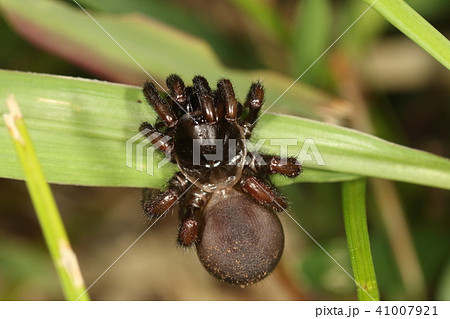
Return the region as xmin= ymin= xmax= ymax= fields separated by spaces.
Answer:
xmin=342 ymin=178 xmax=380 ymax=301
xmin=3 ymin=95 xmax=89 ymax=301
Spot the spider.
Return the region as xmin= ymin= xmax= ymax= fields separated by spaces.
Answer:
xmin=139 ymin=75 xmax=302 ymax=285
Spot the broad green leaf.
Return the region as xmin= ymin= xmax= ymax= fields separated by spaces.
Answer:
xmin=0 ymin=70 xmax=353 ymax=187
xmin=1 ymin=70 xmax=449 ymax=190
xmin=363 ymin=0 xmax=450 ymax=70
xmin=0 ymin=0 xmax=347 ymax=122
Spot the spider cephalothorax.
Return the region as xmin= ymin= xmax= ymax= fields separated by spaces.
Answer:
xmin=140 ymin=75 xmax=301 ymax=285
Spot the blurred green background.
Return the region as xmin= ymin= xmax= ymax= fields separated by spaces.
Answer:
xmin=0 ymin=0 xmax=449 ymax=300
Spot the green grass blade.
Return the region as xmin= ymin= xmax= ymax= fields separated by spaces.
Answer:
xmin=0 ymin=0 xmax=343 ymax=121
xmin=363 ymin=0 xmax=450 ymax=69
xmin=3 ymin=95 xmax=89 ymax=301
xmin=342 ymin=179 xmax=380 ymax=301
xmin=226 ymin=0 xmax=287 ymax=42
xmin=72 ymin=0 xmax=258 ymax=69
xmin=1 ymin=70 xmax=449 ymax=189
xmin=292 ymin=0 xmax=332 ymax=82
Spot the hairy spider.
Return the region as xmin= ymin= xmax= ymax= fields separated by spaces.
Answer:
xmin=140 ymin=75 xmax=302 ymax=285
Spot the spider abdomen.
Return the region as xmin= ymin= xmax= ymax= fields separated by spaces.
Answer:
xmin=197 ymin=188 xmax=284 ymax=285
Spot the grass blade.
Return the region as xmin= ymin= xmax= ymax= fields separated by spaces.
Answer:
xmin=0 ymin=0 xmax=344 ymax=121
xmin=3 ymin=95 xmax=89 ymax=301
xmin=292 ymin=0 xmax=332 ymax=82
xmin=363 ymin=0 xmax=450 ymax=69
xmin=342 ymin=178 xmax=380 ymax=301
xmin=226 ymin=0 xmax=287 ymax=42
xmin=1 ymin=70 xmax=449 ymax=189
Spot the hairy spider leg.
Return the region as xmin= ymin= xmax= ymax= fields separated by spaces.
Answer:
xmin=142 ymin=172 xmax=188 ymax=219
xmin=193 ymin=76 xmax=217 ymax=124
xmin=166 ymin=74 xmax=189 ymax=116
xmin=139 ymin=122 xmax=173 ymax=156
xmin=217 ymin=79 xmax=241 ymax=122
xmin=241 ymin=81 xmax=264 ymax=135
xmin=240 ymin=174 xmax=288 ymax=212
xmin=177 ymin=188 xmax=211 ymax=247
xmin=143 ymin=81 xmax=178 ymax=128
xmin=254 ymin=154 xmax=302 ymax=178
xmin=185 ymin=86 xmax=201 ymax=113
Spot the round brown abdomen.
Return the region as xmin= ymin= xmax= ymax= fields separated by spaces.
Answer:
xmin=196 ymin=189 xmax=284 ymax=285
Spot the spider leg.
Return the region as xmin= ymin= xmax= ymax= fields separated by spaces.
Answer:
xmin=241 ymin=81 xmax=264 ymax=136
xmin=142 ymin=172 xmax=188 ymax=219
xmin=217 ymin=79 xmax=241 ymax=122
xmin=240 ymin=174 xmax=287 ymax=212
xmin=214 ymin=91 xmax=226 ymax=121
xmin=193 ymin=76 xmax=217 ymax=124
xmin=143 ymin=81 xmax=178 ymax=128
xmin=166 ymin=74 xmax=189 ymax=115
xmin=251 ymin=154 xmax=302 ymax=178
xmin=139 ymin=122 xmax=173 ymax=156
xmin=177 ymin=188 xmax=210 ymax=247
